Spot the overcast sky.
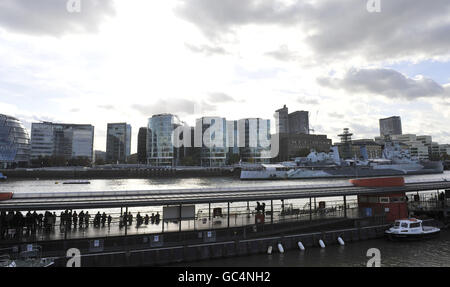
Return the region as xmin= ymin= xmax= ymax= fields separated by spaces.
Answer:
xmin=0 ymin=0 xmax=449 ymax=153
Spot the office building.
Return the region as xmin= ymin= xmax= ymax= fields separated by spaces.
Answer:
xmin=275 ymin=105 xmax=289 ymax=134
xmin=274 ymin=105 xmax=310 ymax=135
xmin=351 ymin=139 xmax=382 ymax=159
xmin=31 ymin=122 xmax=94 ymax=161
xmin=94 ymin=150 xmax=106 ymax=164
xmin=288 ymin=111 xmax=309 ymax=134
xmin=0 ymin=114 xmax=30 ymax=168
xmin=137 ymin=127 xmax=147 ymax=164
xmin=276 ymin=133 xmax=332 ymax=161
xmin=147 ymin=114 xmax=182 ymax=166
xmin=196 ymin=117 xmax=227 ymax=167
xmin=238 ymin=118 xmax=271 ymax=163
xmin=106 ymin=123 xmax=131 ymax=164
xmin=379 ymin=116 xmax=402 ymax=137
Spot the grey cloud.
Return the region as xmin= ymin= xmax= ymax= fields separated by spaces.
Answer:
xmin=175 ymin=0 xmax=304 ymax=39
xmin=0 ymin=0 xmax=115 ymax=36
xmin=131 ymin=99 xmax=216 ymax=116
xmin=185 ymin=43 xmax=229 ymax=56
xmin=208 ymin=92 xmax=235 ymax=103
xmin=318 ymin=68 xmax=448 ymax=100
xmin=265 ymin=45 xmax=298 ymax=62
xmin=175 ymin=0 xmax=450 ymax=61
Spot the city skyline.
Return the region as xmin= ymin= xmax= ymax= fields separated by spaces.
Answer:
xmin=0 ymin=0 xmax=449 ymax=154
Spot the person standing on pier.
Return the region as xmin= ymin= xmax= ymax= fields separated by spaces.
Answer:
xmin=79 ymin=211 xmax=84 ymax=228
xmin=72 ymin=211 xmax=78 ymax=228
xmin=101 ymin=212 xmax=107 ymax=227
xmin=67 ymin=211 xmax=72 ymax=230
xmin=59 ymin=211 xmax=64 ymax=228
xmin=155 ymin=212 xmax=160 ymax=224
xmin=144 ymin=214 xmax=149 ymax=225
xmin=107 ymin=214 xmax=112 ymax=228
xmin=84 ymin=211 xmax=90 ymax=227
xmin=128 ymin=212 xmax=133 ymax=226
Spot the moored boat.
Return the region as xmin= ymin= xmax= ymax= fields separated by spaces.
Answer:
xmin=385 ymin=218 xmax=440 ymax=241
xmin=0 ymin=172 xmax=7 ymax=180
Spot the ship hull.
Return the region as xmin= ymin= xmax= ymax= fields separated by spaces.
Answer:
xmin=240 ymin=162 xmax=443 ymax=180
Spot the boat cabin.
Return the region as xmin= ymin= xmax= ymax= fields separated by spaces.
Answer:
xmin=392 ymin=218 xmax=423 ymax=232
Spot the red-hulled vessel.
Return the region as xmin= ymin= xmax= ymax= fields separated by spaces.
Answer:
xmin=350 ymin=176 xmax=405 ymax=187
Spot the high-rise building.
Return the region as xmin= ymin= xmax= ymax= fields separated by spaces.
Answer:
xmin=238 ymin=118 xmax=271 ymax=163
xmin=288 ymin=111 xmax=309 ymax=134
xmin=31 ymin=122 xmax=94 ymax=161
xmin=137 ymin=127 xmax=147 ymax=164
xmin=106 ymin=123 xmax=131 ymax=164
xmin=275 ymin=105 xmax=310 ymax=135
xmin=379 ymin=116 xmax=402 ymax=137
xmin=147 ymin=114 xmax=182 ymax=166
xmin=275 ymin=105 xmax=289 ymax=134
xmin=196 ymin=117 xmax=227 ymax=167
xmin=0 ymin=114 xmax=31 ymax=167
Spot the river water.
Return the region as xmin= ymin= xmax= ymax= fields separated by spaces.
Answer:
xmin=1 ymin=171 xmax=449 ymax=266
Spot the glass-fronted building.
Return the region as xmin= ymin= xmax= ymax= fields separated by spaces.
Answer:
xmin=31 ymin=122 xmax=94 ymax=161
xmin=196 ymin=117 xmax=227 ymax=167
xmin=238 ymin=118 xmax=271 ymax=163
xmin=0 ymin=114 xmax=30 ymax=168
xmin=106 ymin=123 xmax=132 ymax=163
xmin=147 ymin=114 xmax=181 ymax=166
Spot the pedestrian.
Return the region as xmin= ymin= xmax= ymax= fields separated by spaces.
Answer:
xmin=144 ymin=214 xmax=149 ymax=225
xmin=84 ymin=211 xmax=90 ymax=227
xmin=107 ymin=215 xmax=112 ymax=227
xmin=101 ymin=212 xmax=107 ymax=227
xmin=128 ymin=212 xmax=133 ymax=226
xmin=79 ymin=211 xmax=84 ymax=228
xmin=151 ymin=213 xmax=155 ymax=224
xmin=155 ymin=212 xmax=160 ymax=224
xmin=72 ymin=211 xmax=78 ymax=228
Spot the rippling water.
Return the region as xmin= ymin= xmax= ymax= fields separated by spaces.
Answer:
xmin=173 ymin=230 xmax=450 ymax=267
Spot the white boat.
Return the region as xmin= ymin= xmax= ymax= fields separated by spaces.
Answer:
xmin=384 ymin=218 xmax=440 ymax=241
